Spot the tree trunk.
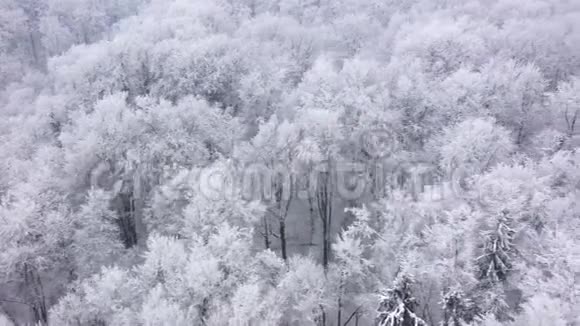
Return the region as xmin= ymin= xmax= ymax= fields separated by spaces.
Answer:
xmin=337 ymin=296 xmax=342 ymax=326
xmin=316 ymin=169 xmax=332 ymax=271
xmin=308 ymin=197 xmax=316 ymax=245
xmin=275 ymin=176 xmax=292 ymax=261
xmin=322 ymin=218 xmax=329 ymax=269
xmin=23 ymin=264 xmax=48 ymax=326
xmin=279 ymin=219 xmax=287 ymax=261
xmin=116 ymin=192 xmax=138 ymax=248
xmin=28 ymin=32 xmax=40 ymax=68
xmin=263 ymin=216 xmax=271 ymax=249
xmin=318 ymin=305 xmax=326 ymax=326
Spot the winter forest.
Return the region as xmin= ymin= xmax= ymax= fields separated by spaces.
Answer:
xmin=1 ymin=0 xmax=580 ymax=325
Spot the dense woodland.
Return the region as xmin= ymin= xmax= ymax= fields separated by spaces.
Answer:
xmin=1 ymin=0 xmax=580 ymax=325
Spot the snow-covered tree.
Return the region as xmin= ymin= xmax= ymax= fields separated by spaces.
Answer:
xmin=440 ymin=288 xmax=479 ymax=326
xmin=1 ymin=0 xmax=580 ymax=324
xmin=376 ymin=274 xmax=427 ymax=326
xmin=430 ymin=118 xmax=515 ymax=177
xmin=477 ymin=210 xmax=516 ymax=284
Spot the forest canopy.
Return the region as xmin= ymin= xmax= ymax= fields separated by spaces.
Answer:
xmin=0 ymin=0 xmax=579 ymax=325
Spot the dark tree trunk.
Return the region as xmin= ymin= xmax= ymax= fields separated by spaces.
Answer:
xmin=274 ymin=174 xmax=292 ymax=261
xmin=322 ymin=217 xmax=329 ymax=269
xmin=263 ymin=216 xmax=271 ymax=249
xmin=308 ymin=197 xmax=316 ymax=245
xmin=337 ymin=296 xmax=342 ymax=326
xmin=28 ymin=32 xmax=40 ymax=68
xmin=279 ymin=219 xmax=287 ymax=261
xmin=23 ymin=264 xmax=48 ymax=326
xmin=315 ymin=168 xmax=333 ymax=271
xmin=116 ymin=192 xmax=138 ymax=248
